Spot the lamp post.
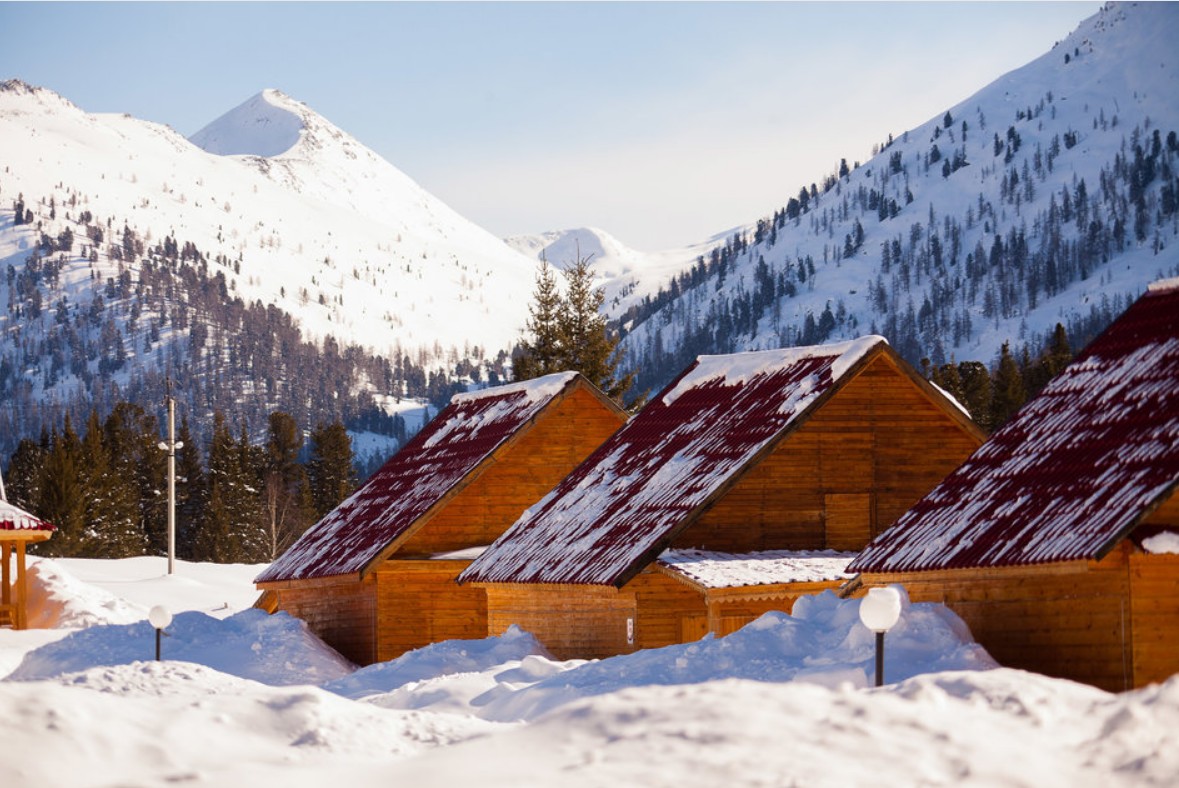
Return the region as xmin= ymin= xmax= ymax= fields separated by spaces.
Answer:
xmin=148 ymin=605 xmax=172 ymax=661
xmin=859 ymin=586 xmax=902 ymax=687
xmin=157 ymin=383 xmax=183 ymax=575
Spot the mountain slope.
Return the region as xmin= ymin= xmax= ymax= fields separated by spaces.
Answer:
xmin=1 ymin=84 xmax=535 ymax=355
xmin=0 ymin=82 xmax=535 ymax=456
xmin=610 ymin=1 xmax=1179 ymax=396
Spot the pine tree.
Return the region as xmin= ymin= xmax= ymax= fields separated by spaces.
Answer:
xmin=235 ymin=422 xmax=270 ymax=561
xmin=6 ymin=438 xmax=48 ymax=514
xmin=262 ymin=411 xmax=312 ymax=559
xmin=989 ymin=342 xmax=1027 ymax=431
xmin=99 ymin=404 xmax=154 ymax=557
xmin=516 ymin=251 xmax=636 ymax=405
xmin=956 ymin=361 xmax=993 ymax=429
xmin=37 ymin=418 xmax=88 ymax=555
xmin=513 ymin=259 xmax=565 ymax=379
xmin=308 ymin=421 xmax=355 ymax=521
xmin=174 ymin=417 xmax=206 ymax=560
xmin=192 ymin=412 xmax=240 ymax=562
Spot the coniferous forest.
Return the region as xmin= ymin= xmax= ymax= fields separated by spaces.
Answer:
xmin=6 ymin=402 xmax=355 ymax=562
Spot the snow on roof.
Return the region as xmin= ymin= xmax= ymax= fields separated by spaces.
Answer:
xmin=658 ymin=549 xmax=855 ymax=589
xmin=0 ymin=499 xmax=54 ymax=532
xmin=1146 ymin=276 xmax=1179 ymax=293
xmin=256 ymin=372 xmax=579 ymax=583
xmin=461 ymin=338 xmax=886 ymax=587
xmin=851 ymin=285 xmax=1179 ymax=574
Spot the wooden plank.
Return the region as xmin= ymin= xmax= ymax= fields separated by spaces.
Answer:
xmin=858 ymin=557 xmax=1136 ymax=691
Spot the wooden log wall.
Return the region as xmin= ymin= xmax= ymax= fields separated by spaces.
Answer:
xmin=1129 ymin=552 xmax=1179 ymax=687
xmin=268 ymin=577 xmax=376 ymax=666
xmin=400 ymin=385 xmax=626 ymax=555
xmin=859 ymin=545 xmax=1137 ymax=692
xmin=373 ymin=560 xmax=487 ymax=662
xmin=482 ymin=584 xmax=637 ymax=660
xmin=673 ymin=353 xmax=981 ymax=553
xmin=628 ymin=569 xmax=707 ymax=649
xmin=704 ymin=581 xmax=842 ymax=636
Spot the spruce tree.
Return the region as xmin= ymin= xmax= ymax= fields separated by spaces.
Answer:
xmin=37 ymin=419 xmax=88 ymax=556
xmin=6 ymin=439 xmax=47 ymax=514
xmin=515 ymin=251 xmax=635 ymax=406
xmin=235 ymin=422 xmax=270 ymax=562
xmin=99 ymin=404 xmax=153 ymax=557
xmin=513 ymin=259 xmax=565 ymax=379
xmin=956 ymin=361 xmax=993 ymax=429
xmin=989 ymin=342 xmax=1027 ymax=431
xmin=192 ymin=412 xmax=239 ymax=562
xmin=308 ymin=421 xmax=355 ymax=521
xmin=175 ymin=418 xmax=206 ymax=560
xmin=263 ymin=411 xmax=312 ymax=559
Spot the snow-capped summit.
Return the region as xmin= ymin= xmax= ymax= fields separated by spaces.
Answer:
xmin=189 ymin=89 xmax=304 ymax=158
xmin=507 ymin=226 xmax=716 ymax=311
xmin=0 ymin=81 xmax=539 ymax=356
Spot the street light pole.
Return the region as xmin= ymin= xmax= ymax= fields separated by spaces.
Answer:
xmin=859 ymin=586 xmax=903 ymax=687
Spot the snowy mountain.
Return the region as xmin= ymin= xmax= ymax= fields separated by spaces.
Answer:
xmin=0 ymin=83 xmax=536 ymax=453
xmin=607 ymin=1 xmax=1179 ymax=396
xmin=1 ymin=84 xmax=536 ymax=354
xmin=506 ymin=226 xmax=720 ymax=313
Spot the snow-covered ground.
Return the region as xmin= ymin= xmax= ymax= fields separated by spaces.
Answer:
xmin=1 ymin=557 xmax=1176 ymax=786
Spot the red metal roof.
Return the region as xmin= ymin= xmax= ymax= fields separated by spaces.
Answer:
xmin=256 ymin=372 xmax=580 ymax=583
xmin=850 ymin=280 xmax=1179 ymax=574
xmin=0 ymin=499 xmax=54 ymax=532
xmin=460 ymin=338 xmax=887 ymax=587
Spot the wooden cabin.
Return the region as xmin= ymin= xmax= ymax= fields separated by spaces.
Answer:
xmin=460 ymin=337 xmax=984 ymax=659
xmin=1 ymin=498 xmax=54 ymax=629
xmin=255 ymin=372 xmax=627 ymax=664
xmin=848 ymin=279 xmax=1179 ymax=691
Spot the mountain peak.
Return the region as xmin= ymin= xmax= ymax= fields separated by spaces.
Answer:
xmin=189 ymin=89 xmax=306 ymax=158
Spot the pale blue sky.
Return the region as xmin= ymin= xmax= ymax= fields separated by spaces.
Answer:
xmin=1 ymin=2 xmax=1101 ymax=250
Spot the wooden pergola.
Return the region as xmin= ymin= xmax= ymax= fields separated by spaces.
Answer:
xmin=1 ymin=499 xmax=54 ymax=630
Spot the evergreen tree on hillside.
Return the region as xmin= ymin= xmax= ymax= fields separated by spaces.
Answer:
xmin=1022 ymin=323 xmax=1073 ymax=400
xmin=175 ymin=417 xmax=206 ymax=560
xmin=263 ymin=411 xmax=313 ymax=559
xmin=559 ymin=255 xmax=635 ymax=404
xmin=37 ymin=418 xmax=87 ymax=555
xmin=5 ymin=438 xmax=47 ymax=514
xmin=513 ymin=259 xmax=565 ymax=380
xmin=307 ymin=421 xmax=355 ymax=522
xmin=100 ymin=403 xmax=155 ymax=557
xmin=989 ymin=342 xmax=1027 ymax=431
xmin=235 ymin=423 xmax=270 ymax=562
xmin=515 ymin=251 xmax=636 ymax=406
xmin=192 ymin=412 xmax=240 ymax=562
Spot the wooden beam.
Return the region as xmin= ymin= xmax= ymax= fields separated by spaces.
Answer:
xmin=15 ymin=540 xmax=25 ymax=630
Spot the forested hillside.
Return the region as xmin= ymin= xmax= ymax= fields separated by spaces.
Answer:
xmin=607 ymin=3 xmax=1179 ymax=398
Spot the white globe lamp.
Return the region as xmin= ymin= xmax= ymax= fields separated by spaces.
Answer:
xmin=148 ymin=605 xmax=172 ymax=661
xmin=859 ymin=587 xmax=902 ymax=686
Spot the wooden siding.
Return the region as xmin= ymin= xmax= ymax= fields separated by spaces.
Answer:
xmin=483 ymin=584 xmax=637 ymax=660
xmin=399 ymin=385 xmax=626 ymax=555
xmin=704 ymin=581 xmax=842 ymax=636
xmin=373 ymin=560 xmax=487 ymax=661
xmin=628 ymin=569 xmax=707 ymax=650
xmin=1129 ymin=551 xmax=1179 ymax=687
xmin=859 ymin=545 xmax=1137 ymax=691
xmin=269 ymin=578 xmax=376 ymax=666
xmin=1141 ymin=487 xmax=1179 ymax=527
xmin=673 ymin=353 xmax=980 ymax=552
